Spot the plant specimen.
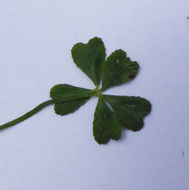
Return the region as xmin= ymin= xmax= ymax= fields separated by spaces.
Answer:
xmin=0 ymin=37 xmax=151 ymax=144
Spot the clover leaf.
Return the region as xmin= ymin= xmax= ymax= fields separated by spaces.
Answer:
xmin=102 ymin=49 xmax=139 ymax=90
xmin=50 ymin=84 xmax=94 ymax=101
xmin=103 ymin=95 xmax=151 ymax=131
xmin=71 ymin=37 xmax=106 ymax=86
xmin=54 ymin=98 xmax=90 ymax=116
xmin=93 ymin=98 xmax=121 ymax=144
xmin=0 ymin=37 xmax=152 ymax=144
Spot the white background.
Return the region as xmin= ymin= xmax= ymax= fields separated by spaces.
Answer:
xmin=0 ymin=0 xmax=189 ymax=190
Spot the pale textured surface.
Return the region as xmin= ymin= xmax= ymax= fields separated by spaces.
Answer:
xmin=0 ymin=0 xmax=189 ymax=190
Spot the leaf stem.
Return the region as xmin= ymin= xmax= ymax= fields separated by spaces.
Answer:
xmin=92 ymin=86 xmax=103 ymax=98
xmin=0 ymin=100 xmax=55 ymax=130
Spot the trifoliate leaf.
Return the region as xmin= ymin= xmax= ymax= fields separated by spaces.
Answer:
xmin=93 ymin=98 xmax=121 ymax=144
xmin=54 ymin=97 xmax=90 ymax=116
xmin=71 ymin=37 xmax=106 ymax=85
xmin=50 ymin=84 xmax=94 ymax=101
xmin=103 ymin=95 xmax=151 ymax=131
xmin=102 ymin=49 xmax=139 ymax=90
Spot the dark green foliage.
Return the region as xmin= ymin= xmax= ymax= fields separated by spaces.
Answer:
xmin=50 ymin=84 xmax=94 ymax=101
xmin=0 ymin=37 xmax=152 ymax=145
xmin=54 ymin=98 xmax=90 ymax=116
xmin=93 ymin=98 xmax=121 ymax=144
xmin=102 ymin=49 xmax=139 ymax=90
xmin=71 ymin=37 xmax=106 ymax=85
xmin=50 ymin=38 xmax=151 ymax=144
xmin=103 ymin=95 xmax=151 ymax=131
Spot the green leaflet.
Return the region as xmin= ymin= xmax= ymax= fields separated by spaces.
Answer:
xmin=50 ymin=84 xmax=94 ymax=101
xmin=0 ymin=37 xmax=152 ymax=145
xmin=103 ymin=95 xmax=151 ymax=131
xmin=102 ymin=49 xmax=139 ymax=90
xmin=71 ymin=37 xmax=106 ymax=86
xmin=54 ymin=97 xmax=90 ymax=116
xmin=93 ymin=98 xmax=121 ymax=144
